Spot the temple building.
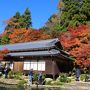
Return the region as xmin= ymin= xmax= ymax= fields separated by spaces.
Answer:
xmin=0 ymin=38 xmax=73 ymax=78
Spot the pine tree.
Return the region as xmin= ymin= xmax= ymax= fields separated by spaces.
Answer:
xmin=15 ymin=12 xmax=21 ymax=19
xmin=5 ymin=11 xmax=21 ymax=30
xmin=5 ymin=8 xmax=32 ymax=30
xmin=80 ymin=0 xmax=90 ymax=25
xmin=22 ymin=8 xmax=32 ymax=29
xmin=54 ymin=0 xmax=90 ymax=31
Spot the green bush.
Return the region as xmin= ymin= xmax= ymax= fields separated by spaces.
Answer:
xmin=87 ymin=69 xmax=90 ymax=74
xmin=42 ymin=74 xmax=46 ymax=80
xmin=14 ymin=75 xmax=21 ymax=80
xmin=44 ymin=78 xmax=53 ymax=85
xmin=45 ymin=80 xmax=52 ymax=85
xmin=33 ymin=73 xmax=38 ymax=81
xmin=14 ymin=71 xmax=23 ymax=76
xmin=59 ymin=73 xmax=67 ymax=83
xmin=14 ymin=72 xmax=23 ymax=80
xmin=58 ymin=73 xmax=71 ymax=83
xmin=18 ymin=80 xmax=27 ymax=85
xmin=67 ymin=78 xmax=71 ymax=83
xmin=80 ymin=74 xmax=86 ymax=81
xmin=55 ymin=81 xmax=63 ymax=85
xmin=8 ymin=71 xmax=23 ymax=80
xmin=33 ymin=73 xmax=46 ymax=81
xmin=8 ymin=71 xmax=14 ymax=79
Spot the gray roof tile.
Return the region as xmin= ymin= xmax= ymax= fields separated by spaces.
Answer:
xmin=0 ymin=38 xmax=59 ymax=51
xmin=7 ymin=49 xmax=60 ymax=57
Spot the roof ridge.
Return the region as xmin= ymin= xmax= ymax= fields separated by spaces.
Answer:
xmin=0 ymin=38 xmax=58 ymax=46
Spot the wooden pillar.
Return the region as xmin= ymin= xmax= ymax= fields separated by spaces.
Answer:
xmin=37 ymin=59 xmax=38 ymax=73
xmin=52 ymin=60 xmax=55 ymax=79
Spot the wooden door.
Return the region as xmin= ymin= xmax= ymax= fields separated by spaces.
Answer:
xmin=13 ymin=61 xmax=23 ymax=72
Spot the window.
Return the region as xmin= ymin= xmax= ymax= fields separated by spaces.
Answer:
xmin=23 ymin=61 xmax=30 ymax=70
xmin=38 ymin=61 xmax=45 ymax=71
xmin=31 ymin=61 xmax=37 ymax=70
xmin=23 ymin=60 xmax=45 ymax=71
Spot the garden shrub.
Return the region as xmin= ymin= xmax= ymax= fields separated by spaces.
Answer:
xmin=45 ymin=80 xmax=52 ymax=85
xmin=60 ymin=74 xmax=67 ymax=82
xmin=67 ymin=78 xmax=71 ymax=83
xmin=8 ymin=71 xmax=14 ymax=79
xmin=14 ymin=71 xmax=23 ymax=76
xmin=33 ymin=73 xmax=46 ymax=81
xmin=33 ymin=73 xmax=38 ymax=81
xmin=9 ymin=71 xmax=23 ymax=80
xmin=42 ymin=74 xmax=46 ymax=80
xmin=45 ymin=78 xmax=53 ymax=85
xmin=80 ymin=74 xmax=86 ymax=81
xmin=87 ymin=69 xmax=90 ymax=74
xmin=55 ymin=81 xmax=63 ymax=85
xmin=85 ymin=75 xmax=90 ymax=82
xmin=18 ymin=80 xmax=27 ymax=85
xmin=14 ymin=72 xmax=23 ymax=80
xmin=58 ymin=73 xmax=71 ymax=83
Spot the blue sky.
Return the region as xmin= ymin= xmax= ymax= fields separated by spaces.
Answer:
xmin=0 ymin=0 xmax=58 ymax=33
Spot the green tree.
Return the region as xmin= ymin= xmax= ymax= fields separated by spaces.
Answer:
xmin=5 ymin=12 xmax=21 ymax=30
xmin=5 ymin=8 xmax=32 ymax=30
xmin=45 ymin=14 xmax=60 ymax=38
xmin=1 ymin=35 xmax=9 ymax=44
xmin=80 ymin=0 xmax=90 ymax=25
xmin=22 ymin=8 xmax=32 ymax=29
xmin=15 ymin=12 xmax=21 ymax=19
xmin=57 ymin=0 xmax=90 ymax=31
xmin=0 ymin=37 xmax=1 ymax=45
xmin=45 ymin=0 xmax=90 ymax=34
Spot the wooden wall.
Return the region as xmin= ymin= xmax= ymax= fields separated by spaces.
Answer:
xmin=13 ymin=61 xmax=23 ymax=72
xmin=8 ymin=57 xmax=61 ymax=76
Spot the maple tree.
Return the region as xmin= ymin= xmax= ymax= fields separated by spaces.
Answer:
xmin=59 ymin=25 xmax=90 ymax=68
xmin=8 ymin=29 xmax=50 ymax=44
xmin=0 ymin=48 xmax=9 ymax=60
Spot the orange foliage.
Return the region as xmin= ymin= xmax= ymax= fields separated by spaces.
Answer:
xmin=0 ymin=48 xmax=9 ymax=60
xmin=8 ymin=29 xmax=50 ymax=44
xmin=59 ymin=25 xmax=90 ymax=68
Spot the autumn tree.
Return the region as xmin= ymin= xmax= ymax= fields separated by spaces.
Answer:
xmin=0 ymin=48 xmax=9 ymax=60
xmin=45 ymin=14 xmax=60 ymax=38
xmin=59 ymin=25 xmax=90 ymax=69
xmin=5 ymin=12 xmax=21 ymax=30
xmin=9 ymin=29 xmax=50 ymax=44
xmin=4 ymin=8 xmax=32 ymax=30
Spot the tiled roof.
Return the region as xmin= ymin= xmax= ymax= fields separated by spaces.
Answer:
xmin=7 ymin=49 xmax=60 ymax=57
xmin=0 ymin=38 xmax=59 ymax=51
